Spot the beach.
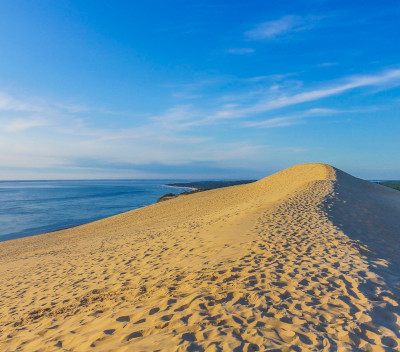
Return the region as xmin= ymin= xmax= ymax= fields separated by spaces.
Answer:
xmin=0 ymin=163 xmax=399 ymax=351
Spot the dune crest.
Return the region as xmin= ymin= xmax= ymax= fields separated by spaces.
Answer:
xmin=1 ymin=163 xmax=399 ymax=351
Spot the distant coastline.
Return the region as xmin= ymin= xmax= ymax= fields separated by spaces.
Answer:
xmin=161 ymin=185 xmax=198 ymax=191
xmin=157 ymin=180 xmax=257 ymax=203
xmin=164 ymin=180 xmax=256 ymax=191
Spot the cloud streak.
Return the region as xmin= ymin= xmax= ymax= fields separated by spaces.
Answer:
xmin=245 ymin=15 xmax=318 ymax=40
xmin=197 ymin=68 xmax=400 ymax=125
xmin=227 ymin=48 xmax=255 ymax=54
xmin=0 ymin=92 xmax=45 ymax=113
xmin=4 ymin=118 xmax=49 ymax=132
xmin=244 ymin=108 xmax=344 ymax=128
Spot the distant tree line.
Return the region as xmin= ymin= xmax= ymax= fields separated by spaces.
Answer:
xmin=378 ymin=181 xmax=400 ymax=191
xmin=157 ymin=180 xmax=256 ymax=203
xmin=165 ymin=180 xmax=257 ymax=190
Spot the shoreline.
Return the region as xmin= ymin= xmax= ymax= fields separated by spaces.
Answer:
xmin=1 ymin=188 xmax=197 ymax=243
xmin=161 ymin=185 xmax=198 ymax=191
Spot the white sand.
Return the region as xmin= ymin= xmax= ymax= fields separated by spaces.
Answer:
xmin=0 ymin=163 xmax=399 ymax=351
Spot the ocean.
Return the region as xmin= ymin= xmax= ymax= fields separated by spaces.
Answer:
xmin=0 ymin=179 xmax=190 ymax=242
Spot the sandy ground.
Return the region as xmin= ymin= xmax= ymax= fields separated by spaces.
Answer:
xmin=0 ymin=163 xmax=399 ymax=351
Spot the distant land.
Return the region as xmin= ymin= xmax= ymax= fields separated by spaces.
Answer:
xmin=378 ymin=181 xmax=400 ymax=191
xmin=158 ymin=180 xmax=257 ymax=202
xmin=164 ymin=180 xmax=256 ymax=190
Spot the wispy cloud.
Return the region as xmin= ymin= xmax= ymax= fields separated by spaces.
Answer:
xmin=197 ymin=68 xmax=400 ymax=124
xmin=0 ymin=92 xmax=46 ymax=113
xmin=246 ymin=116 xmax=304 ymax=128
xmin=244 ymin=73 xmax=297 ymax=83
xmin=258 ymin=69 xmax=400 ymax=110
xmin=227 ymin=48 xmax=255 ymax=54
xmin=318 ymin=62 xmax=338 ymax=67
xmin=244 ymin=108 xmax=342 ymax=128
xmin=150 ymin=105 xmax=202 ymax=128
xmin=4 ymin=118 xmax=49 ymax=132
xmin=245 ymin=15 xmax=319 ymax=40
xmin=0 ymin=91 xmax=125 ymax=118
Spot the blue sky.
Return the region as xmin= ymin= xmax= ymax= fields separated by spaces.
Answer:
xmin=1 ymin=0 xmax=400 ymax=180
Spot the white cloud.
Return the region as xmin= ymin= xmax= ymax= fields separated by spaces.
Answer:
xmin=0 ymin=92 xmax=46 ymax=113
xmin=4 ymin=118 xmax=49 ymax=132
xmin=151 ymin=105 xmax=199 ymax=125
xmin=245 ymin=15 xmax=317 ymax=40
xmin=227 ymin=48 xmax=255 ymax=54
xmin=244 ymin=73 xmax=296 ymax=82
xmin=0 ymin=91 xmax=124 ymax=117
xmin=243 ymin=106 xmax=379 ymax=129
xmin=136 ymin=68 xmax=399 ymax=130
xmin=245 ymin=116 xmax=303 ymax=128
xmin=244 ymin=108 xmax=340 ymax=128
xmin=198 ymin=68 xmax=400 ymax=124
xmin=318 ymin=62 xmax=338 ymax=67
xmin=259 ymin=69 xmax=400 ymax=110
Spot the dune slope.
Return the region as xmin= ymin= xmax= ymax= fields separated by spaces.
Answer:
xmin=0 ymin=163 xmax=399 ymax=351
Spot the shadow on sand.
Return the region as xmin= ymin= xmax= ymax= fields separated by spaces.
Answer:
xmin=325 ymin=168 xmax=400 ymax=346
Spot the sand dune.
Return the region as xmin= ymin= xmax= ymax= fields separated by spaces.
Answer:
xmin=0 ymin=163 xmax=399 ymax=351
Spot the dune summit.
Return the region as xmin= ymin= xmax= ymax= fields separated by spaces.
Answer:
xmin=0 ymin=163 xmax=399 ymax=351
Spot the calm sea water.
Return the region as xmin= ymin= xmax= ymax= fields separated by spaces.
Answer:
xmin=0 ymin=180 xmax=190 ymax=242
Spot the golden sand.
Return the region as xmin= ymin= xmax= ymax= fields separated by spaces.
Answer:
xmin=0 ymin=163 xmax=399 ymax=351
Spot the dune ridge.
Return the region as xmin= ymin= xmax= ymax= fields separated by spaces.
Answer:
xmin=0 ymin=163 xmax=399 ymax=351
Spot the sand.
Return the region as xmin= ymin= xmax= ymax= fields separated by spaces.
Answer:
xmin=0 ymin=163 xmax=399 ymax=351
